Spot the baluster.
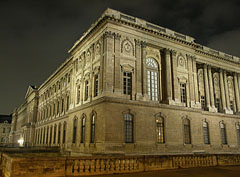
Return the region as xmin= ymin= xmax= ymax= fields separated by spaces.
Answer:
xmin=79 ymin=160 xmax=83 ymax=173
xmin=115 ymin=159 xmax=120 ymax=172
xmin=120 ymin=159 xmax=124 ymax=172
xmin=95 ymin=159 xmax=100 ymax=173
xmin=110 ymin=159 xmax=115 ymax=172
xmin=90 ymin=159 xmax=95 ymax=173
xmin=100 ymin=159 xmax=105 ymax=172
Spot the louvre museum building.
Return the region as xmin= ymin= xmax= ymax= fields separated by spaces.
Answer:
xmin=9 ymin=9 xmax=240 ymax=155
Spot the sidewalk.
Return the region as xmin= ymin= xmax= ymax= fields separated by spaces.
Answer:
xmin=96 ymin=166 xmax=240 ymax=177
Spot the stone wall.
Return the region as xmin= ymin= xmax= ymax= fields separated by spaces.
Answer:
xmin=1 ymin=153 xmax=240 ymax=177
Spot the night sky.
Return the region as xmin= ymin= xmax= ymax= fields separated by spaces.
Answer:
xmin=1 ymin=0 xmax=240 ymax=115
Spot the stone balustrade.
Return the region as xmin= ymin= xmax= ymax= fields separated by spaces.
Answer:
xmin=1 ymin=153 xmax=240 ymax=177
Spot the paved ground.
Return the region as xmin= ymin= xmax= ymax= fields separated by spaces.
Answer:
xmin=96 ymin=166 xmax=240 ymax=177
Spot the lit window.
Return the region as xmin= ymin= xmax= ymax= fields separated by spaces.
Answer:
xmin=91 ymin=113 xmax=96 ymax=143
xmin=81 ymin=115 xmax=86 ymax=143
xmin=183 ymin=118 xmax=191 ymax=144
xmin=94 ymin=74 xmax=99 ymax=97
xmin=220 ymin=122 xmax=227 ymax=144
xmin=180 ymin=83 xmax=186 ymax=103
xmin=146 ymin=58 xmax=159 ymax=101
xmin=156 ymin=118 xmax=164 ymax=143
xmin=124 ymin=113 xmax=133 ymax=143
xmin=123 ymin=72 xmax=132 ymax=95
xmin=203 ymin=121 xmax=210 ymax=144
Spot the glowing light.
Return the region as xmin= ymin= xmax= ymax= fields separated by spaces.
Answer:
xmin=18 ymin=138 xmax=24 ymax=146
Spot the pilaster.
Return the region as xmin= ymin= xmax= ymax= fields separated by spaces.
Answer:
xmin=114 ymin=33 xmax=121 ymax=94
xmin=234 ymin=73 xmax=240 ymax=113
xmin=192 ymin=58 xmax=201 ymax=108
xmin=164 ymin=48 xmax=173 ymax=104
xmin=141 ymin=41 xmax=147 ymax=98
xmin=219 ymin=69 xmax=227 ymax=112
xmin=203 ymin=64 xmax=210 ymax=110
xmin=135 ymin=39 xmax=143 ymax=99
xmin=172 ymin=50 xmax=180 ymax=103
xmin=208 ymin=65 xmax=217 ymax=112
xmin=224 ymin=70 xmax=233 ymax=114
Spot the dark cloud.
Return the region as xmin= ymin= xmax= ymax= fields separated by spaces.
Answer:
xmin=0 ymin=0 xmax=240 ymax=114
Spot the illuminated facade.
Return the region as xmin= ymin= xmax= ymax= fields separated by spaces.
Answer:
xmin=10 ymin=9 xmax=240 ymax=155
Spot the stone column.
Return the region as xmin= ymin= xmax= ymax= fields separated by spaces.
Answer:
xmin=204 ymin=64 xmax=210 ymax=109
xmin=135 ymin=39 xmax=142 ymax=99
xmin=224 ymin=71 xmax=231 ymax=112
xmin=172 ymin=50 xmax=180 ymax=103
xmin=103 ymin=31 xmax=114 ymax=94
xmin=187 ymin=55 xmax=195 ymax=107
xmin=234 ymin=73 xmax=240 ymax=112
xmin=164 ymin=48 xmax=173 ymax=103
xmin=238 ymin=73 xmax=240 ymax=100
xmin=193 ymin=58 xmax=200 ymax=105
xmin=208 ymin=65 xmax=216 ymax=111
xmin=114 ymin=33 xmax=121 ymax=94
xmin=141 ymin=41 xmax=147 ymax=97
xmin=219 ymin=69 xmax=227 ymax=111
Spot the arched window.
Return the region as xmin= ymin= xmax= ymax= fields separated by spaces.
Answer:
xmin=220 ymin=121 xmax=227 ymax=144
xmin=146 ymin=58 xmax=159 ymax=101
xmin=81 ymin=115 xmax=86 ymax=143
xmin=236 ymin=123 xmax=240 ymax=145
xmin=63 ymin=122 xmax=66 ymax=144
xmin=91 ymin=112 xmax=96 ymax=143
xmin=183 ymin=118 xmax=191 ymax=144
xmin=124 ymin=113 xmax=133 ymax=143
xmin=156 ymin=117 xmax=164 ymax=143
xmin=58 ymin=123 xmax=61 ymax=144
xmin=66 ymin=95 xmax=70 ymax=111
xmin=203 ymin=121 xmax=210 ymax=144
xmin=94 ymin=74 xmax=99 ymax=97
xmin=72 ymin=118 xmax=77 ymax=144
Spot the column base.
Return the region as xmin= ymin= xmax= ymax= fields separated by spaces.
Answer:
xmin=208 ymin=106 xmax=218 ymax=113
xmin=190 ymin=101 xmax=201 ymax=109
xmin=224 ymin=108 xmax=233 ymax=114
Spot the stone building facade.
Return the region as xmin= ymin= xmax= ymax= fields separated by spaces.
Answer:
xmin=0 ymin=115 xmax=12 ymax=145
xmin=9 ymin=9 xmax=240 ymax=155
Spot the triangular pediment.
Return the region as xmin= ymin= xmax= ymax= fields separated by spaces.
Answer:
xmin=25 ymin=86 xmax=37 ymax=99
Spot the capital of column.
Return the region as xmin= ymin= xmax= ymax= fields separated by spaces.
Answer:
xmin=140 ymin=41 xmax=147 ymax=48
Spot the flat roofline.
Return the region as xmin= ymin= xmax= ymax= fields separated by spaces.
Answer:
xmin=69 ymin=8 xmax=240 ymax=63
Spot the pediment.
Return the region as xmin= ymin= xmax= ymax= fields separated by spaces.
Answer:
xmin=25 ymin=86 xmax=37 ymax=99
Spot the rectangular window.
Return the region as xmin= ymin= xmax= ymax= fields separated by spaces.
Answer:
xmin=77 ymin=85 xmax=80 ymax=104
xmin=58 ymin=125 xmax=61 ymax=144
xmin=215 ymin=98 xmax=221 ymax=112
xmin=180 ymin=83 xmax=186 ymax=103
xmin=94 ymin=74 xmax=99 ymax=97
xmin=123 ymin=72 xmax=132 ymax=95
xmin=201 ymin=96 xmax=205 ymax=110
xmin=203 ymin=122 xmax=210 ymax=144
xmin=85 ymin=80 xmax=89 ymax=101
xmin=237 ymin=126 xmax=240 ymax=145
xmin=63 ymin=124 xmax=66 ymax=144
xmin=66 ymin=96 xmax=69 ymax=111
xmin=61 ymin=98 xmax=64 ymax=113
xmin=156 ymin=121 xmax=164 ymax=143
xmin=221 ymin=127 xmax=227 ymax=144
xmin=230 ymin=100 xmax=234 ymax=111
xmin=81 ymin=118 xmax=86 ymax=143
xmin=124 ymin=114 xmax=133 ymax=143
xmin=72 ymin=120 xmax=77 ymax=144
xmin=53 ymin=126 xmax=56 ymax=144
xmin=49 ymin=127 xmax=52 ymax=145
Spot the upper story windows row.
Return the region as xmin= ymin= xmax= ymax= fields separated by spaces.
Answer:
xmin=39 ymin=71 xmax=72 ymax=103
